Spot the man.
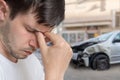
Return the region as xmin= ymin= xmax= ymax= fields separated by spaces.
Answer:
xmin=0 ymin=0 xmax=72 ymax=80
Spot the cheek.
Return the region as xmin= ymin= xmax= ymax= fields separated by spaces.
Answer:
xmin=9 ymin=31 xmax=31 ymax=48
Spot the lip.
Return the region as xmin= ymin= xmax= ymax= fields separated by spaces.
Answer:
xmin=24 ymin=50 xmax=32 ymax=55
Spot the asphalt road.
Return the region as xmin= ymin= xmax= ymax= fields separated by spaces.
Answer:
xmin=64 ymin=63 xmax=120 ymax=80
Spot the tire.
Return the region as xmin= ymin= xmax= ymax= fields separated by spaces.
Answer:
xmin=91 ymin=54 xmax=110 ymax=70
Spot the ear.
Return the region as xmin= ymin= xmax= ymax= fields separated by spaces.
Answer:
xmin=0 ymin=0 xmax=9 ymax=21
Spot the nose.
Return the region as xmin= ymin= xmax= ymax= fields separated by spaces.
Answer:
xmin=29 ymin=40 xmax=38 ymax=50
xmin=29 ymin=33 xmax=50 ymax=49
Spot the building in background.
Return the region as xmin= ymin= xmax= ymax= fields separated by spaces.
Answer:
xmin=60 ymin=0 xmax=120 ymax=44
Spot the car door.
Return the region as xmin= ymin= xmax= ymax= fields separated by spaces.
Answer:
xmin=111 ymin=33 xmax=120 ymax=62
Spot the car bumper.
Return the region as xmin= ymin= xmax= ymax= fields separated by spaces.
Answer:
xmin=82 ymin=53 xmax=90 ymax=67
xmin=82 ymin=57 xmax=89 ymax=67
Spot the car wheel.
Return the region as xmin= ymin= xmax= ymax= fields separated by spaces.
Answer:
xmin=91 ymin=54 xmax=110 ymax=70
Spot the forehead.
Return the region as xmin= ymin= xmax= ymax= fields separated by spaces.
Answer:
xmin=15 ymin=11 xmax=53 ymax=32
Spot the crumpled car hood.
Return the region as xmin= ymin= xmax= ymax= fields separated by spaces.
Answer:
xmin=83 ymin=43 xmax=111 ymax=55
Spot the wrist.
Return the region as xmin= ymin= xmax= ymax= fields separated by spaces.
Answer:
xmin=45 ymin=72 xmax=64 ymax=80
xmin=45 ymin=77 xmax=63 ymax=80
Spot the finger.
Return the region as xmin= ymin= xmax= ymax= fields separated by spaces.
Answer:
xmin=36 ymin=32 xmax=48 ymax=54
xmin=44 ymin=32 xmax=65 ymax=45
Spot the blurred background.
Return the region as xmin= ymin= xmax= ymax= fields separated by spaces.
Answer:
xmin=54 ymin=0 xmax=120 ymax=45
xmin=60 ymin=1 xmax=120 ymax=80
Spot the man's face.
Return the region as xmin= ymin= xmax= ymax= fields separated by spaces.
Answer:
xmin=0 ymin=11 xmax=52 ymax=62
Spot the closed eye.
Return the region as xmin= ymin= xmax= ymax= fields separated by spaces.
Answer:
xmin=25 ymin=26 xmax=36 ymax=33
xmin=27 ymin=29 xmax=36 ymax=33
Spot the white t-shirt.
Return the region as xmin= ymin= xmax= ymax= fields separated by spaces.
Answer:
xmin=0 ymin=53 xmax=44 ymax=80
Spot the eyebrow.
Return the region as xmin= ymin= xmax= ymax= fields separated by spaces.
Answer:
xmin=25 ymin=24 xmax=54 ymax=34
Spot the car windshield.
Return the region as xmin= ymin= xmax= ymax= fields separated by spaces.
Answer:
xmin=96 ymin=32 xmax=113 ymax=42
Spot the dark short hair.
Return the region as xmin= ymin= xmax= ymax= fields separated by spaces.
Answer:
xmin=5 ymin=0 xmax=65 ymax=27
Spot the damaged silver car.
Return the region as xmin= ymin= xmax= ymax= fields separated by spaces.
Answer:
xmin=72 ymin=31 xmax=120 ymax=70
